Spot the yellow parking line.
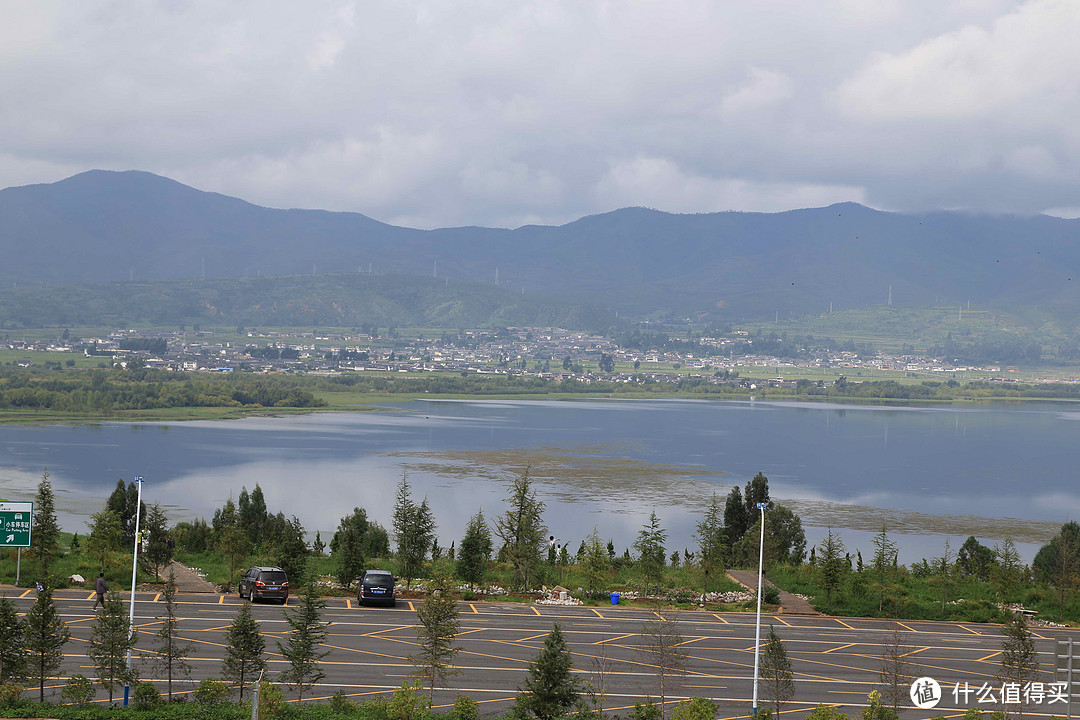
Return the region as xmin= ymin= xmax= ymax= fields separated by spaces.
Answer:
xmin=218 ymin=595 xmax=224 ymax=604
xmin=20 ymin=589 xmax=33 ymax=598
xmin=822 ymin=643 xmax=856 ymax=654
xmin=835 ymin=619 xmax=855 ymax=630
xmin=346 ymin=599 xmax=352 ymax=609
xmin=531 ymin=606 xmax=541 ymax=616
xmin=86 ymin=592 xmax=96 ymax=601
xmin=901 ymin=646 xmax=929 ymax=657
xmin=408 ymin=601 xmax=415 ymax=612
xmin=897 ymin=622 xmax=917 ymax=632
xmin=712 ymin=613 xmax=729 ymax=624
xmin=977 ymin=651 xmax=1002 ymax=662
xmin=773 ymin=616 xmax=792 ymax=626
xmin=470 ymin=604 xmax=479 ymax=614
xmin=517 ymin=633 xmax=549 ymax=642
xmin=958 ymin=624 xmax=981 ymax=635
xmin=591 ymin=608 xmax=604 ymax=618
xmin=593 ymin=633 xmax=634 ymax=645
xmin=153 ymin=593 xmax=161 ymax=602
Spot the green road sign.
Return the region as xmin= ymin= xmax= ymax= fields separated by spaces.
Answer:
xmin=0 ymin=502 xmax=33 ymax=547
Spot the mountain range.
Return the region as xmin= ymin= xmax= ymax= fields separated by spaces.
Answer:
xmin=2 ymin=170 xmax=1079 ymax=324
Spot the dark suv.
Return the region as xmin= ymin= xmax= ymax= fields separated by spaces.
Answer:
xmin=239 ymin=566 xmax=289 ymax=604
xmin=358 ymin=569 xmax=396 ymax=606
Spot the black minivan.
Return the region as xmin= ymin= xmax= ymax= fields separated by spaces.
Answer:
xmin=358 ymin=569 xmax=396 ymax=606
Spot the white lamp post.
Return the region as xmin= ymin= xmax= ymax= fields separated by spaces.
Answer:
xmin=751 ymin=502 xmax=767 ymax=716
xmin=124 ymin=476 xmax=143 ymax=705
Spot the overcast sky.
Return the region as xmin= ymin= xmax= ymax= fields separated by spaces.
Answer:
xmin=2 ymin=0 xmax=1078 ymax=228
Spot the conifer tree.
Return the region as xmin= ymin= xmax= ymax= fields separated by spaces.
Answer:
xmin=495 ymin=470 xmax=547 ymax=590
xmin=583 ymin=528 xmax=610 ymax=595
xmin=516 ymin=622 xmax=579 ymax=720
xmin=760 ymin=624 xmax=795 ymax=716
xmin=393 ymin=475 xmax=436 ymax=588
xmin=25 ymin=585 xmax=71 ymax=702
xmin=638 ymin=615 xmax=687 ymax=720
xmin=150 ymin=569 xmax=195 ymax=700
xmin=141 ymin=502 xmax=172 ymax=580
xmin=695 ymin=492 xmax=727 ymax=592
xmin=222 ymin=602 xmax=266 ymax=700
xmin=0 ymin=596 xmax=27 ymax=684
xmin=410 ymin=575 xmax=461 ymax=702
xmin=456 ymin=509 xmax=493 ymax=591
xmin=633 ymin=511 xmax=667 ymax=596
xmin=818 ymin=529 xmax=847 ymax=603
xmin=277 ymin=579 xmax=330 ymax=700
xmin=334 ymin=507 xmax=370 ymax=587
xmin=871 ymin=524 xmax=898 ymax=613
xmin=88 ymin=591 xmax=139 ymax=702
xmin=32 ymin=470 xmax=61 ymax=578
xmin=999 ymin=613 xmax=1039 ymax=720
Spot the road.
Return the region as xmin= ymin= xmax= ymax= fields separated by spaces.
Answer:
xmin=6 ymin=587 xmax=1078 ymax=719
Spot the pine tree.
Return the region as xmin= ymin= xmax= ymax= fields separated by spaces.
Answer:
xmin=760 ymin=624 xmax=795 ymax=715
xmin=151 ymin=569 xmax=196 ymax=700
xmin=278 ymin=578 xmax=330 ymax=700
xmin=494 ymin=470 xmax=548 ymax=590
xmin=871 ymin=524 xmax=897 ymax=613
xmin=516 ymin=622 xmax=579 ymax=720
xmin=638 ymin=615 xmax=687 ymax=720
xmin=87 ymin=509 xmax=124 ymax=576
xmin=633 ymin=511 xmax=667 ymax=596
xmin=334 ymin=507 xmax=370 ymax=587
xmin=24 ymin=585 xmax=71 ymax=702
xmin=0 ymin=596 xmax=27 ymax=684
xmin=32 ymin=470 xmax=61 ymax=578
xmin=999 ymin=613 xmax=1039 ymax=720
xmin=695 ymin=492 xmax=727 ymax=592
xmin=141 ymin=502 xmax=172 ymax=580
xmin=88 ymin=591 xmax=139 ymax=702
xmin=818 ymin=529 xmax=847 ymax=604
xmin=393 ymin=475 xmax=437 ymax=588
xmin=410 ymin=575 xmax=461 ymax=702
xmin=877 ymin=629 xmax=913 ymax=716
xmin=222 ymin=602 xmax=266 ymax=700
xmin=456 ymin=509 xmax=493 ymax=591
xmin=583 ymin=528 xmax=610 ymax=595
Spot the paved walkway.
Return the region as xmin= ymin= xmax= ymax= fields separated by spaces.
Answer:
xmin=726 ymin=569 xmax=821 ymax=615
xmin=162 ymin=560 xmax=219 ymax=593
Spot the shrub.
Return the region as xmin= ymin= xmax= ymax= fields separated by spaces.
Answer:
xmin=330 ymin=689 xmax=356 ymax=713
xmin=806 ymin=704 xmax=851 ymax=720
xmin=629 ymin=697 xmax=662 ymax=720
xmin=762 ymin=585 xmax=781 ymax=605
xmin=134 ymin=681 xmax=163 ymax=708
xmin=671 ymin=696 xmax=717 ymax=720
xmin=61 ymin=674 xmax=94 ymax=706
xmin=388 ymin=681 xmax=429 ymax=720
xmin=193 ymin=677 xmax=230 ymax=705
xmin=453 ymin=693 xmax=479 ymax=720
xmin=462 ymin=589 xmax=477 ymax=601
xmin=0 ymin=683 xmax=24 ymax=707
xmin=257 ymin=680 xmax=286 ymax=719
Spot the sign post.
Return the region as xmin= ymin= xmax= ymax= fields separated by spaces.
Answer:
xmin=0 ymin=502 xmax=33 ymax=585
xmin=1055 ymin=638 xmax=1080 ymax=720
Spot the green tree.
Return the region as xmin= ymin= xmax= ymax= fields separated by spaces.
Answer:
xmin=222 ymin=602 xmax=266 ymax=700
xmin=760 ymin=624 xmax=795 ymax=716
xmin=86 ymin=509 xmax=123 ymax=575
xmin=277 ymin=578 xmax=330 ymax=700
xmin=723 ymin=486 xmax=749 ymax=546
xmin=957 ymin=535 xmax=995 ymax=581
xmin=456 ymin=509 xmax=493 ymax=591
xmin=583 ymin=528 xmax=611 ymax=594
xmin=393 ymin=475 xmax=437 ymax=589
xmin=150 ymin=569 xmax=195 ymax=700
xmin=24 ymin=585 xmax=71 ymax=702
xmin=105 ymin=478 xmax=144 ymax=544
xmin=1034 ymin=522 xmax=1080 ymax=621
xmin=999 ymin=613 xmax=1039 ymax=720
xmin=818 ymin=529 xmax=847 ymax=604
xmin=334 ymin=507 xmax=370 ymax=587
xmin=633 ymin=511 xmax=667 ymax=595
xmin=695 ymin=492 xmax=727 ymax=591
xmin=410 ymin=575 xmax=461 ymax=703
xmin=0 ymin=597 xmax=27 ymax=684
xmin=88 ymin=591 xmax=139 ymax=702
xmin=31 ymin=470 xmax=61 ymax=578
xmin=766 ymin=504 xmax=807 ymax=566
xmin=237 ymin=484 xmax=268 ymax=548
xmin=991 ymin=537 xmax=1024 ymax=602
xmin=516 ymin=622 xmax=579 ymax=720
xmin=141 ymin=502 xmax=172 ymax=580
xmin=494 ymin=470 xmax=548 ymax=590
xmin=271 ymin=516 xmax=310 ymax=585
xmin=870 ymin=525 xmax=898 ymax=613
xmin=638 ymin=615 xmax=687 ymax=720
xmin=214 ymin=499 xmax=250 ymax=591
xmin=932 ymin=539 xmax=954 ymax=613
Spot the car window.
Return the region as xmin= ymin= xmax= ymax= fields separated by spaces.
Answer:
xmin=259 ymin=571 xmax=288 ymax=584
xmin=364 ymin=573 xmax=393 ymax=587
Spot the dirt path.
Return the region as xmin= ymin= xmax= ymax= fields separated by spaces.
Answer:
xmin=727 ymin=569 xmax=821 ymax=615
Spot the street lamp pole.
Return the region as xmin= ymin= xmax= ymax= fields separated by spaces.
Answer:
xmin=751 ymin=502 xmax=767 ymax=716
xmin=123 ymin=475 xmax=143 ymax=705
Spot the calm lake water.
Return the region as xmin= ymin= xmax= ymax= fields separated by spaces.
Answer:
xmin=2 ymin=398 xmax=1076 ymax=563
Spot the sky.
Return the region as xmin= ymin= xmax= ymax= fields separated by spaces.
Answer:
xmin=1 ymin=0 xmax=1078 ymax=229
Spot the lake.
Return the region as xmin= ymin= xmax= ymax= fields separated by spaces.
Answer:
xmin=1 ymin=398 xmax=1076 ymax=563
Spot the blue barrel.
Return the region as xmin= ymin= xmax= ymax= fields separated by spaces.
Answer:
xmin=610 ymin=592 xmax=620 ymax=605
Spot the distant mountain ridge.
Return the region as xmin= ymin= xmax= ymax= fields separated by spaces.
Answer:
xmin=3 ymin=170 xmax=1079 ymax=322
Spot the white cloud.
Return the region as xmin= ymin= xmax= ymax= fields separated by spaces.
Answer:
xmin=0 ymin=0 xmax=1078 ymax=226
xmin=594 ymin=157 xmax=866 ymax=214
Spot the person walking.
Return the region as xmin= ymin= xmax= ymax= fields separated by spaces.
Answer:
xmin=93 ymin=572 xmax=108 ymax=609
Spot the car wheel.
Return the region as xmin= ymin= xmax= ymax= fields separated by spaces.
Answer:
xmin=390 ymin=598 xmax=397 ymax=608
